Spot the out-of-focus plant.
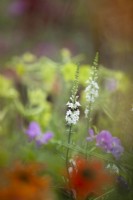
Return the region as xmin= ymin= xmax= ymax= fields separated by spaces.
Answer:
xmin=1 ymin=49 xmax=132 ymax=140
xmin=0 ymin=50 xmax=133 ymax=199
xmin=0 ymin=162 xmax=55 ymax=200
xmin=0 ymin=75 xmax=18 ymax=135
xmin=1 ymin=49 xmax=132 ymax=142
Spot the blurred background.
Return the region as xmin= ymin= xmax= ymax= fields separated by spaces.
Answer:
xmin=0 ymin=1 xmax=133 ymax=199
xmin=0 ymin=0 xmax=133 ymax=73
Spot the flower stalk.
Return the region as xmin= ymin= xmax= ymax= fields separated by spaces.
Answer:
xmin=84 ymin=53 xmax=99 ymax=157
xmin=65 ymin=124 xmax=72 ymax=173
xmin=65 ymin=65 xmax=80 ymax=176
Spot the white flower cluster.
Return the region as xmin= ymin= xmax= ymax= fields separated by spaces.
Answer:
xmin=66 ymin=99 xmax=80 ymax=109
xmin=84 ymin=70 xmax=99 ymax=118
xmin=84 ymin=108 xmax=89 ymax=118
xmin=85 ymin=80 xmax=99 ymax=102
xmin=65 ymin=96 xmax=80 ymax=125
xmin=106 ymin=163 xmax=119 ymax=174
xmin=68 ymin=159 xmax=76 ymax=174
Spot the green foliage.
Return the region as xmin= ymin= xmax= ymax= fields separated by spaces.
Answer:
xmin=0 ymin=75 xmax=18 ymax=98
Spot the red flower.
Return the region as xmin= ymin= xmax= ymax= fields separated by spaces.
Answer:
xmin=67 ymin=156 xmax=114 ymax=200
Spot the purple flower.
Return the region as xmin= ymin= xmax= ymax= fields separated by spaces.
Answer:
xmin=36 ymin=132 xmax=54 ymax=146
xmin=110 ymin=137 xmax=124 ymax=159
xmin=25 ymin=121 xmax=53 ymax=145
xmin=117 ymin=176 xmax=130 ymax=193
xmin=96 ymin=130 xmax=113 ymax=152
xmin=86 ymin=129 xmax=96 ymax=142
xmin=8 ymin=0 xmax=27 ymax=16
xmin=25 ymin=121 xmax=41 ymax=140
xmin=105 ymin=78 xmax=117 ymax=92
xmin=96 ymin=130 xmax=124 ymax=159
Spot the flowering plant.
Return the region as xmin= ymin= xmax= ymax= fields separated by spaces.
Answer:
xmin=0 ymin=51 xmax=133 ymax=200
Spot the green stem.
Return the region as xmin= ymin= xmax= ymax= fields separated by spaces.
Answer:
xmin=90 ymin=188 xmax=115 ymax=200
xmin=66 ymin=125 xmax=72 ymax=175
xmin=65 ymin=125 xmax=75 ymax=199
xmin=85 ymin=102 xmax=92 ymax=158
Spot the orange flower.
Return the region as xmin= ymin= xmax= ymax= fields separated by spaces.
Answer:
xmin=7 ymin=162 xmax=46 ymax=187
xmin=0 ymin=184 xmax=46 ymax=200
xmin=67 ymin=156 xmax=114 ymax=200
xmin=0 ymin=162 xmax=54 ymax=200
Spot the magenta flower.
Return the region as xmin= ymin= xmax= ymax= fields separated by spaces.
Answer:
xmin=25 ymin=121 xmax=53 ymax=145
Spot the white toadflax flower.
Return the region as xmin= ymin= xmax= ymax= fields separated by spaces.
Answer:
xmin=66 ymin=101 xmax=80 ymax=109
xmin=69 ymin=159 xmax=76 ymax=167
xmin=84 ymin=108 xmax=89 ymax=118
xmin=65 ymin=65 xmax=80 ymax=125
xmin=84 ymin=78 xmax=99 ymax=118
xmin=84 ymin=54 xmax=99 ymax=118
xmin=106 ymin=164 xmax=119 ymax=174
xmin=68 ymin=167 xmax=73 ymax=174
xmin=65 ymin=96 xmax=80 ymax=125
xmin=85 ymin=80 xmax=99 ymax=103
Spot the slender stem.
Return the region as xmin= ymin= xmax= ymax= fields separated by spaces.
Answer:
xmin=85 ymin=101 xmax=92 ymax=158
xmin=65 ymin=125 xmax=75 ymax=199
xmin=66 ymin=125 xmax=72 ymax=174
xmin=85 ymin=61 xmax=98 ymax=158
xmin=88 ymin=188 xmax=115 ymax=200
